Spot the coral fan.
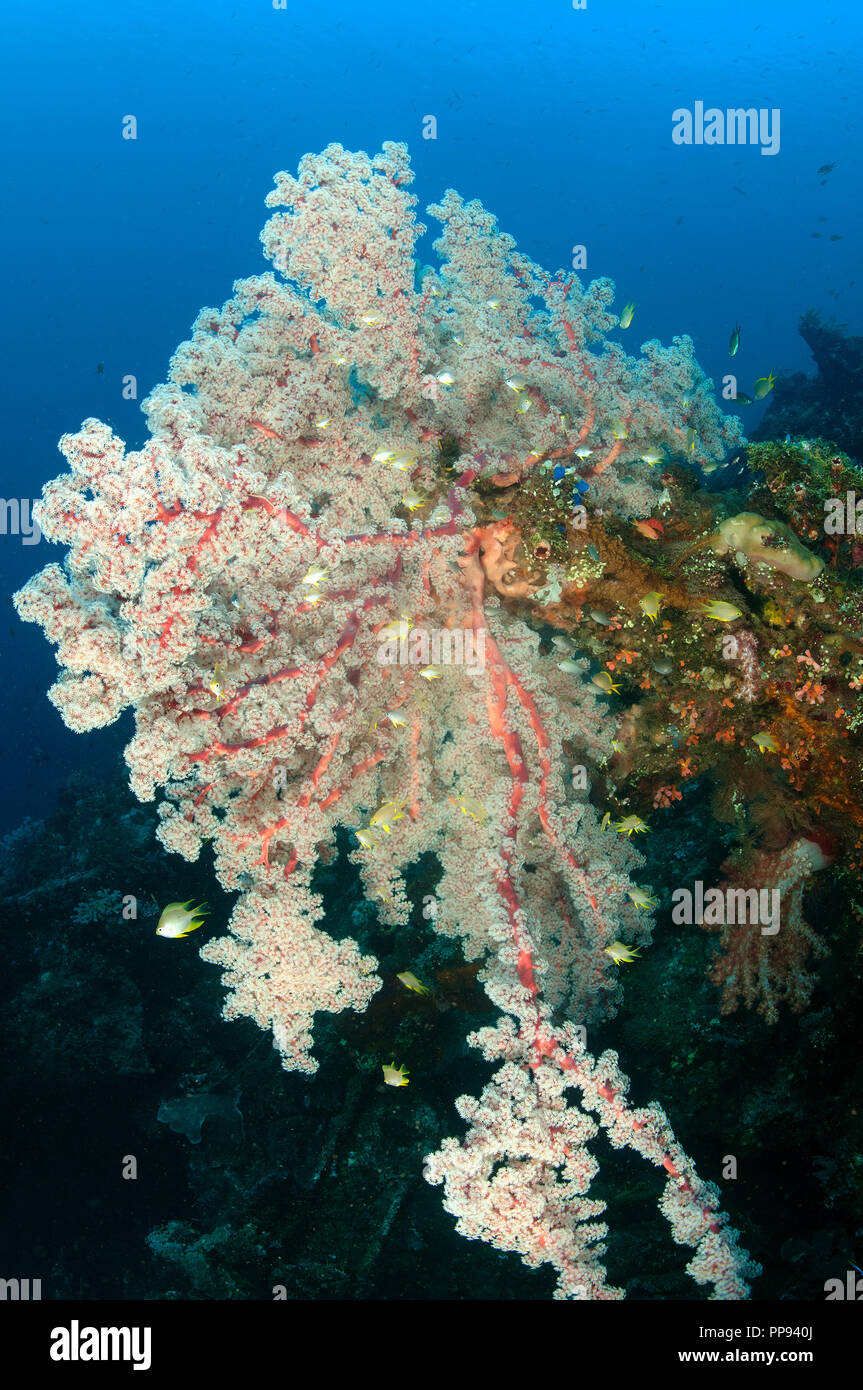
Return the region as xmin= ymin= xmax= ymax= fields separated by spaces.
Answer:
xmin=16 ymin=142 xmax=756 ymax=1298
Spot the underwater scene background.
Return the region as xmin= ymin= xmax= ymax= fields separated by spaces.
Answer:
xmin=1 ymin=0 xmax=862 ymax=1308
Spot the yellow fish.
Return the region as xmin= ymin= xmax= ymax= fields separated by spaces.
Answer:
xmin=370 ymin=801 xmax=406 ymax=835
xmin=604 ymin=940 xmax=642 ymax=963
xmin=207 ymin=663 xmax=226 ymax=701
xmin=753 ymin=373 xmax=775 ymax=400
xmin=156 ymin=900 xmax=209 ymax=939
xmin=387 ymin=452 xmax=416 ymax=471
xmin=639 ymin=591 xmax=664 ymax=623
xmin=700 ymin=600 xmax=742 ymax=622
xmin=382 ymin=1061 xmax=410 ymax=1087
xmin=371 ymin=709 xmax=409 ymax=731
xmin=752 ymin=732 xmax=779 ymax=754
xmin=397 ymin=971 xmax=431 ymax=996
xmin=619 ymin=302 xmax=636 ymax=329
xmin=402 ymin=490 xmax=428 ymax=512
xmin=591 ymin=671 xmax=621 ymax=695
xmin=378 ymin=615 xmax=413 ymax=643
xmin=449 ymin=795 xmax=487 ymax=822
xmin=615 ymin=815 xmax=649 ymax=836
xmin=627 ymin=888 xmax=658 ymax=910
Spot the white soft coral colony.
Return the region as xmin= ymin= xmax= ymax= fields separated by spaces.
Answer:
xmin=16 ymin=141 xmax=755 ymax=1299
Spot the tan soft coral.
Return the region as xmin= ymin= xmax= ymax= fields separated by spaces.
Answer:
xmin=709 ymin=512 xmax=824 ymax=582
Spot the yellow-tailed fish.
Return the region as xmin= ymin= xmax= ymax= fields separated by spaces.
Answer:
xmin=207 ymin=663 xmax=226 ymax=700
xmin=752 ymin=732 xmax=779 ymax=754
xmin=382 ymin=1061 xmax=409 ymax=1087
xmin=700 ymin=600 xmax=743 ymax=622
xmin=397 ymin=971 xmax=430 ymax=996
xmin=370 ymin=801 xmax=406 ymax=835
xmin=591 ymin=671 xmax=621 ymax=695
xmin=387 ymin=451 xmax=416 ymax=471
xmin=402 ymin=490 xmax=428 ymax=512
xmin=379 ymin=614 xmax=412 ymax=642
xmin=619 ymin=302 xmax=636 ymax=329
xmin=753 ymin=373 xmax=775 ymax=400
xmin=156 ymin=900 xmax=209 ymax=939
xmin=419 ymin=665 xmax=444 ymax=680
xmin=641 ymin=447 xmax=665 ymax=465
xmin=301 ymin=563 xmax=329 ymax=588
xmin=627 ymin=888 xmax=658 ymax=910
xmin=449 ymin=795 xmax=487 ymax=822
xmin=639 ymin=591 xmax=664 ymax=622
xmin=604 ymin=940 xmax=642 ymax=963
xmin=614 ymin=815 xmax=649 ymax=836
